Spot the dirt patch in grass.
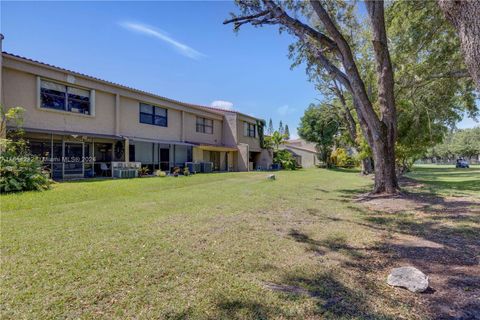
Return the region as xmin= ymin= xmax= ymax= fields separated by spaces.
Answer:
xmin=349 ymin=178 xmax=480 ymax=319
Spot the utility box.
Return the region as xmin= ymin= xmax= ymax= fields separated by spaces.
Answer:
xmin=201 ymin=162 xmax=213 ymax=173
xmin=185 ymin=162 xmax=201 ymax=174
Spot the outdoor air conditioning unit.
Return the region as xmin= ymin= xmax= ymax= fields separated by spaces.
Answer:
xmin=185 ymin=162 xmax=201 ymax=174
xmin=201 ymin=162 xmax=213 ymax=173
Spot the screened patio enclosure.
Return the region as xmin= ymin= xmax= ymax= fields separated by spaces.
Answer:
xmin=21 ymin=130 xmax=198 ymax=178
xmin=21 ymin=129 xmax=123 ymax=180
xmin=127 ymin=138 xmax=194 ymax=173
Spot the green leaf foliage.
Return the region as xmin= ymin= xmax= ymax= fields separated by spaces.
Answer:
xmin=386 ymin=0 xmax=478 ymax=166
xmin=298 ymin=103 xmax=340 ymax=165
xmin=0 ymin=142 xmax=51 ymax=193
xmin=273 ymin=149 xmax=297 ymax=170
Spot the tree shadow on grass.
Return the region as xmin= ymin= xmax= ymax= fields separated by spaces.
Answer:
xmin=419 ymin=179 xmax=480 ymax=193
xmin=287 ymin=220 xmax=480 ymax=318
xmin=215 ymin=299 xmax=276 ymax=320
xmin=215 ymin=269 xmax=395 ymax=319
xmin=281 ymin=271 xmax=396 ymax=319
xmin=329 ymin=182 xmax=480 ymax=318
xmin=212 ymin=229 xmax=396 ymax=319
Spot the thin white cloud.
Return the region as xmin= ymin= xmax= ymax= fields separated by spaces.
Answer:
xmin=120 ymin=21 xmax=205 ymax=60
xmin=210 ymin=100 xmax=234 ymax=110
xmin=277 ymin=105 xmax=296 ymax=116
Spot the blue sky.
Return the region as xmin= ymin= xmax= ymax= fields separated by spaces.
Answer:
xmin=1 ymin=1 xmax=477 ymax=135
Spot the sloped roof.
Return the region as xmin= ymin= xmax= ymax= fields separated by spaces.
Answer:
xmin=284 ymin=139 xmax=318 ymax=153
xmin=2 ymin=51 xmax=259 ymax=118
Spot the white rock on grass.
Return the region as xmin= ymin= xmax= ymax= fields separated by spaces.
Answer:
xmin=387 ymin=266 xmax=429 ymax=293
xmin=267 ymin=174 xmax=276 ymax=180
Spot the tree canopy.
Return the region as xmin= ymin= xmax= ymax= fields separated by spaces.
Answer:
xmin=427 ymin=127 xmax=480 ymax=160
xmin=225 ymin=0 xmax=478 ymax=192
xmin=291 ymin=0 xmax=478 ymax=172
xmin=298 ymin=103 xmax=340 ymax=165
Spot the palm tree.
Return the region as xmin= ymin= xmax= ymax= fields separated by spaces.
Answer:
xmin=271 ymin=130 xmax=287 ymax=150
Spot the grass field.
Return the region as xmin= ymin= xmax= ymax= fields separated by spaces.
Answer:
xmin=1 ymin=165 xmax=479 ymax=319
xmin=405 ymin=164 xmax=480 ymax=197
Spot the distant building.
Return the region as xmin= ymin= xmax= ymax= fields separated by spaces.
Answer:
xmin=280 ymin=139 xmax=319 ymax=168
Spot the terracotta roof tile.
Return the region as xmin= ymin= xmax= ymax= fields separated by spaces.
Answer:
xmin=2 ymin=51 xmax=241 ymax=115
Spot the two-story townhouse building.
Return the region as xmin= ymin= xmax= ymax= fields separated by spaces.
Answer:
xmin=0 ymin=36 xmax=272 ymax=179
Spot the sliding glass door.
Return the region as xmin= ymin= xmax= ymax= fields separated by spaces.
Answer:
xmin=63 ymin=142 xmax=84 ymax=178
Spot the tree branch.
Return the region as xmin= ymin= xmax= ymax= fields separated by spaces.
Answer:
xmin=309 ymin=0 xmax=382 ymax=134
xmin=224 ymin=0 xmax=339 ymax=53
xmin=263 ymin=0 xmax=338 ymax=52
xmin=396 ymin=69 xmax=471 ymax=94
xmin=331 ymin=80 xmax=357 ymax=142
xmin=223 ymin=10 xmax=272 ymax=30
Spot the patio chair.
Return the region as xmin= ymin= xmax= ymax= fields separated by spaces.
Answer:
xmin=100 ymin=163 xmax=110 ymax=177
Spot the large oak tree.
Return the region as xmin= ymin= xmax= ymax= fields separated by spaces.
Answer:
xmin=225 ymin=0 xmax=399 ymax=193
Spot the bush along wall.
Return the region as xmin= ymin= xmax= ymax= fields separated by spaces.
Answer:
xmin=273 ymin=150 xmax=297 ymax=170
xmin=0 ymin=130 xmax=51 ymax=193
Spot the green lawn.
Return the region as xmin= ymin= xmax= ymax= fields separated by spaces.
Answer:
xmin=405 ymin=164 xmax=480 ymax=197
xmin=1 ymin=166 xmax=479 ymax=319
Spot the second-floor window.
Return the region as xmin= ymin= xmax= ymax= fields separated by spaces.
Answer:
xmin=244 ymin=122 xmax=256 ymax=138
xmin=139 ymin=103 xmax=168 ymax=127
xmin=40 ymin=80 xmax=90 ymax=115
xmin=196 ymin=117 xmax=213 ymax=134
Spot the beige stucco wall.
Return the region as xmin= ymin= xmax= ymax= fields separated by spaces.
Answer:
xmin=183 ymin=112 xmax=222 ymax=145
xmin=192 ymin=147 xmax=203 ymax=162
xmin=237 ymin=143 xmax=249 ymax=172
xmin=3 ymin=67 xmax=117 ymax=135
xmin=119 ymin=96 xmax=182 ymax=141
xmin=237 ymin=115 xmax=261 ymax=152
xmin=222 ymin=112 xmax=238 ymax=147
xmin=282 ymin=146 xmax=318 ymax=168
xmin=257 ymin=149 xmax=273 ymax=169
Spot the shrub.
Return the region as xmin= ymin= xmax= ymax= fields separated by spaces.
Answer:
xmin=0 ymin=140 xmax=51 ymax=193
xmin=330 ymin=148 xmax=358 ymax=168
xmin=155 ymin=170 xmax=167 ymax=177
xmin=172 ymin=167 xmax=180 ymax=177
xmin=138 ymin=166 xmax=150 ymax=177
xmin=273 ymin=150 xmax=297 ymax=170
xmin=183 ymin=166 xmax=190 ymax=176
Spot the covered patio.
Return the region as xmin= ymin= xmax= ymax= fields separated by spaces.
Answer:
xmin=21 ymin=128 xmax=124 ymax=180
xmin=191 ymin=144 xmax=237 ymax=172
xmin=125 ymin=136 xmax=195 ymax=173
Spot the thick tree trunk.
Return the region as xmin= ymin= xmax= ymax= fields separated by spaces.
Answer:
xmin=310 ymin=0 xmax=398 ymax=193
xmin=366 ymin=1 xmax=399 ymax=193
xmin=361 ymin=157 xmax=373 ymax=175
xmin=438 ymin=0 xmax=480 ymax=90
xmin=371 ymin=133 xmax=398 ymax=193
